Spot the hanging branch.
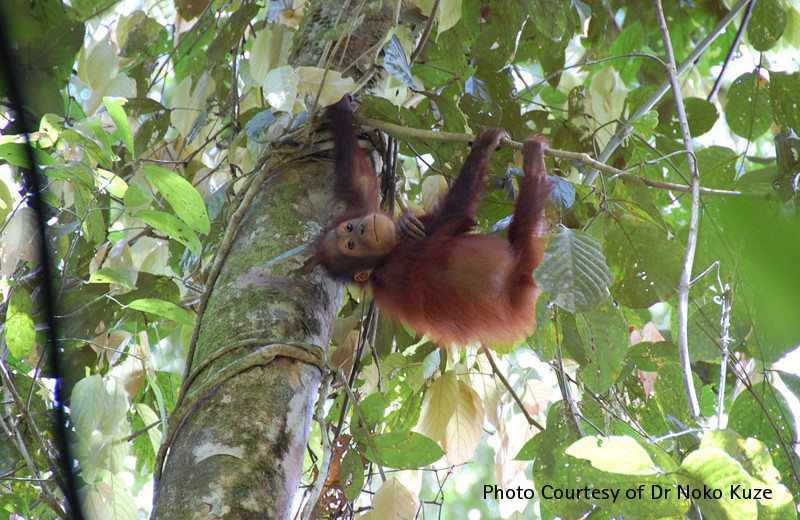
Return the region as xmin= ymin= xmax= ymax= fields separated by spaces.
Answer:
xmin=708 ymin=0 xmax=757 ymax=102
xmin=653 ymin=0 xmax=701 ymax=418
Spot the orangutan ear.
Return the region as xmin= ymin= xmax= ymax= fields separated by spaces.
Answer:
xmin=354 ymin=270 xmax=372 ymax=283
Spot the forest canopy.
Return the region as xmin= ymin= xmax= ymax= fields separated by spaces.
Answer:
xmin=0 ymin=0 xmax=799 ymax=519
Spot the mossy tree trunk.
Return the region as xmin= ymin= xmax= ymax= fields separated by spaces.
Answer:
xmin=151 ymin=1 xmax=392 ymax=518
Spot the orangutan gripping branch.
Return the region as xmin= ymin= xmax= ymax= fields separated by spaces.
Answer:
xmin=315 ymin=96 xmax=550 ymax=346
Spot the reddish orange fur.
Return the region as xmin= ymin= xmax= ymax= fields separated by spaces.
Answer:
xmin=317 ymin=96 xmax=550 ymax=346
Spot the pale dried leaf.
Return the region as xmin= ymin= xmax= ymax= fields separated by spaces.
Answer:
xmin=415 ymin=370 xmax=458 ymax=442
xmin=496 ymin=413 xmax=540 ymax=488
xmin=297 ymin=66 xmax=357 ymax=107
xmin=0 ymin=207 xmax=36 ymax=278
xmin=444 ymin=381 xmax=483 ymax=465
xmin=264 ymin=65 xmax=299 ymax=112
xmin=470 ymin=357 xmax=502 ymax=428
xmin=421 ymin=174 xmax=447 ymax=213
xmin=249 ymin=28 xmax=273 ymax=84
xmin=523 ymin=379 xmax=552 ymax=416
xmin=370 ymin=478 xmax=420 ymax=520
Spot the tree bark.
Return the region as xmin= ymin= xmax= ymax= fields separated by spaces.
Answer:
xmin=152 ymin=1 xmax=392 ymax=518
xmin=151 ymin=160 xmax=342 ymax=519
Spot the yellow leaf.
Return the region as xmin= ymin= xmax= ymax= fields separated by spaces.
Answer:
xmin=415 ymin=370 xmax=457 ymax=442
xmin=445 ymin=380 xmax=483 ymax=465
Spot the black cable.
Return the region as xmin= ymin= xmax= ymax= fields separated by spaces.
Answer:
xmin=0 ymin=8 xmax=86 ymax=520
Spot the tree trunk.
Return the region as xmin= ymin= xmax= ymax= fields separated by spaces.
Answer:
xmin=151 ymin=159 xmax=341 ymax=519
xmin=151 ymin=1 xmax=391 ymax=518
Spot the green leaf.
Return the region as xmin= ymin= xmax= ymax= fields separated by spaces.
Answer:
xmin=127 ymin=298 xmax=194 ymax=326
xmin=134 ymin=403 xmax=161 ymax=455
xmin=134 ymin=112 xmax=171 ymax=158
xmin=73 ymin=183 xmax=107 ymax=246
xmin=136 ymin=209 xmax=201 ymax=256
xmin=546 ymin=175 xmax=575 ymax=210
xmin=687 ymin=301 xmax=730 ymax=362
xmin=359 ymin=431 xmax=443 ymax=469
xmin=729 ymin=382 xmax=797 ymax=486
xmin=141 ymin=166 xmax=210 ymax=234
xmin=747 ymin=0 xmax=786 ymax=51
xmin=96 ymin=168 xmax=129 ymax=198
xmin=88 ymin=268 xmax=137 ymax=289
xmin=714 ymin=197 xmax=800 ymax=360
xmin=70 ymin=375 xmax=105 ymax=438
xmin=41 ymin=161 xmax=94 ymax=187
xmin=725 ymin=73 xmax=772 ymax=139
xmin=0 ymin=143 xmax=57 ymax=168
xmin=123 ymin=178 xmax=153 ymax=208
xmin=769 ymin=72 xmax=800 ymax=131
xmin=263 ymin=66 xmax=298 ymax=112
xmin=119 ymin=12 xmax=169 ymax=60
xmin=206 ymin=3 xmax=259 ymax=63
xmin=684 ymin=97 xmax=719 ymax=137
xmin=421 ymin=349 xmax=440 ymax=379
xmin=576 ymin=305 xmax=629 ymax=394
xmin=6 ymin=288 xmax=35 ymax=358
xmin=528 ymin=0 xmax=567 ymax=41
xmin=61 ymin=126 xmax=113 ymax=168
xmin=535 ymin=227 xmax=613 ymax=313
xmin=244 ymin=110 xmax=277 ymax=144
xmin=103 ymin=97 xmax=134 ymax=158
xmin=566 ymin=436 xmax=658 ymax=475
xmin=415 ymin=0 xmax=462 ymax=34
xmin=680 ymin=448 xmax=757 ymax=520
xmin=0 ymin=179 xmax=12 ymax=225
xmin=358 ymin=393 xmax=387 ymax=430
xmin=175 ymin=0 xmax=212 ymax=19
xmin=605 ymin=215 xmax=683 ymax=309
xmin=608 ymin=175 xmax=664 ymax=227
xmin=422 ymin=91 xmax=469 ymax=133
xmin=340 ymin=450 xmax=365 ymax=502
xmin=609 ymin=21 xmax=644 ymax=83
xmin=654 ymin=363 xmax=699 ymax=428
xmin=631 ymin=110 xmax=659 ymax=139
xmin=249 ymin=25 xmax=292 ymax=83
xmin=413 ymin=26 xmax=474 ymax=84
xmin=695 ymin=146 xmax=737 ymax=188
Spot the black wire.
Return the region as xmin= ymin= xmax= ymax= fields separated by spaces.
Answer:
xmin=0 ymin=8 xmax=86 ymax=520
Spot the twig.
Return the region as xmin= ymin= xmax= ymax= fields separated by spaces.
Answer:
xmin=708 ymin=0 xmax=757 ymax=102
xmin=300 ymin=373 xmax=334 ymax=520
xmin=514 ymin=53 xmax=666 ymax=103
xmin=332 ymin=365 xmax=387 ymax=482
xmin=551 ymin=321 xmax=586 ymax=438
xmin=409 ymin=0 xmax=441 ymax=65
xmin=0 ymin=372 xmax=69 ymax=520
xmin=715 ymin=271 xmax=732 ymax=429
xmin=391 ymin=0 xmax=401 ymax=26
xmin=653 ymin=0 xmax=701 ymax=418
xmin=480 ymin=346 xmax=544 ymax=431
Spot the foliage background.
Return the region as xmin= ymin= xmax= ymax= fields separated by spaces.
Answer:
xmin=0 ymin=0 xmax=799 ymax=518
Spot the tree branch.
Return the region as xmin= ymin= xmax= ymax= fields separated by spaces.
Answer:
xmin=409 ymin=0 xmax=441 ymax=65
xmin=653 ymin=0 xmax=701 ymax=418
xmin=354 ymin=114 xmax=743 ymax=197
xmin=481 ymin=346 xmax=544 ymax=431
xmin=708 ymin=0 xmax=757 ymax=102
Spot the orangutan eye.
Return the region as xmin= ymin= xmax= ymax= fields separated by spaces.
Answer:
xmin=345 ymin=222 xmax=353 ymax=232
xmin=347 ymin=240 xmax=355 ymax=250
